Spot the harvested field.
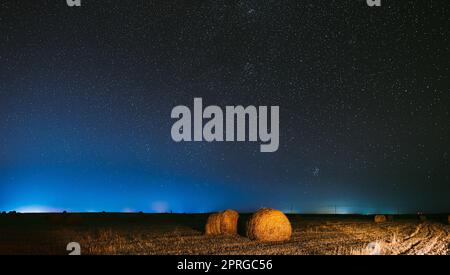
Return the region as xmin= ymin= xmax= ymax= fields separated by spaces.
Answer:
xmin=0 ymin=213 xmax=448 ymax=255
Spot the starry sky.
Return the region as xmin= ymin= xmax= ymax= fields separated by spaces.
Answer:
xmin=0 ymin=0 xmax=449 ymax=214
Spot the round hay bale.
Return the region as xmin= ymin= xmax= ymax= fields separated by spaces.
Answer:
xmin=447 ymin=215 xmax=450 ymax=224
xmin=205 ymin=213 xmax=222 ymax=235
xmin=419 ymin=215 xmax=427 ymax=221
xmin=246 ymin=208 xmax=292 ymax=242
xmin=220 ymin=209 xmax=239 ymax=235
xmin=205 ymin=209 xmax=239 ymax=235
xmin=374 ymin=215 xmax=387 ymax=223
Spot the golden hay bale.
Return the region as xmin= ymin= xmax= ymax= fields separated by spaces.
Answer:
xmin=246 ymin=208 xmax=292 ymax=242
xmin=448 ymin=215 xmax=450 ymax=224
xmin=205 ymin=209 xmax=239 ymax=235
xmin=220 ymin=209 xmax=239 ymax=235
xmin=205 ymin=213 xmax=222 ymax=235
xmin=374 ymin=215 xmax=387 ymax=223
xmin=419 ymin=215 xmax=427 ymax=221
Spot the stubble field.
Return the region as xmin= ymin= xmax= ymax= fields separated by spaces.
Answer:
xmin=0 ymin=213 xmax=448 ymax=255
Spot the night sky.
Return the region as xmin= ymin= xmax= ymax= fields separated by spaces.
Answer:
xmin=1 ymin=0 xmax=449 ymax=214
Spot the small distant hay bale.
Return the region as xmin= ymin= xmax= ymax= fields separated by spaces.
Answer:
xmin=374 ymin=215 xmax=387 ymax=223
xmin=246 ymin=208 xmax=292 ymax=242
xmin=419 ymin=215 xmax=427 ymax=221
xmin=205 ymin=209 xmax=239 ymax=235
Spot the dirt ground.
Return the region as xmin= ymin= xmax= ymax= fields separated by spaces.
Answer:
xmin=0 ymin=213 xmax=448 ymax=255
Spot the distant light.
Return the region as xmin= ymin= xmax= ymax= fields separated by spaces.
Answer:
xmin=85 ymin=209 xmax=98 ymax=213
xmin=151 ymin=201 xmax=169 ymax=213
xmin=15 ymin=205 xmax=63 ymax=213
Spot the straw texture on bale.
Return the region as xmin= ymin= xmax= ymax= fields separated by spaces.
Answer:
xmin=205 ymin=209 xmax=239 ymax=235
xmin=246 ymin=208 xmax=292 ymax=242
xmin=220 ymin=209 xmax=239 ymax=234
xmin=205 ymin=213 xmax=221 ymax=235
xmin=374 ymin=215 xmax=387 ymax=223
